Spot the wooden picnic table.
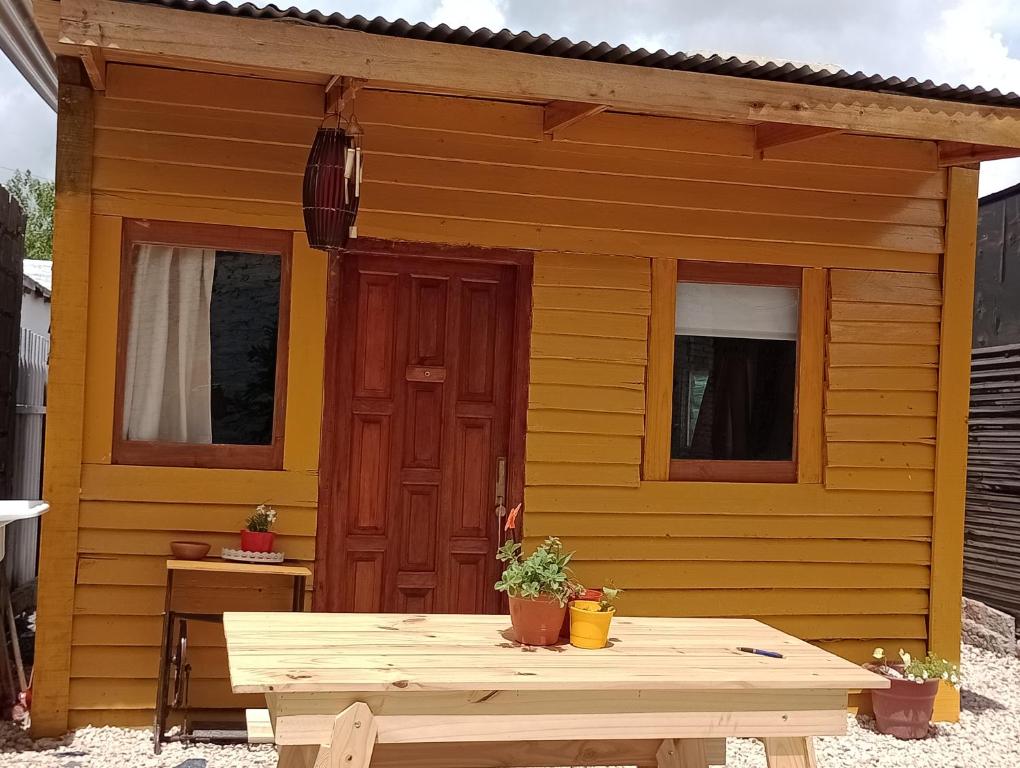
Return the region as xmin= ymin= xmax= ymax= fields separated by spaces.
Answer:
xmin=223 ymin=612 xmax=888 ymax=768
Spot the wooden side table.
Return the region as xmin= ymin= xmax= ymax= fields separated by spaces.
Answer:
xmin=154 ymin=558 xmax=311 ymax=754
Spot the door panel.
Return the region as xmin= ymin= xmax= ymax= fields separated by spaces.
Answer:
xmin=321 ymin=251 xmax=517 ymax=614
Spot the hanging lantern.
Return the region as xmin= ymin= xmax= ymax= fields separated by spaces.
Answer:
xmin=302 ymin=113 xmax=363 ymax=251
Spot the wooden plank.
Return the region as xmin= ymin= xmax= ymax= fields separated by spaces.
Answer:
xmin=930 ymin=167 xmax=979 ymax=722
xmin=60 ymin=0 xmax=1020 ymax=148
xmin=273 ymin=709 xmax=847 ymax=744
xmin=824 ymin=415 xmax=936 ymax=443
xmin=644 ymin=259 xmax=675 ymax=481
xmin=527 ymin=409 xmax=645 ymax=436
xmin=827 ymin=367 xmax=938 ymax=391
xmin=826 ymin=442 xmax=936 ymax=469
xmin=525 ymin=462 xmax=639 ymax=488
xmin=823 ymin=467 xmax=934 ymax=492
xmin=827 ymin=343 xmax=939 ymax=368
xmin=525 ymin=536 xmax=931 ymax=563
xmin=825 ymin=391 xmax=938 ymax=416
xmin=364 ymin=212 xmax=940 ymax=274
xmin=525 ymin=433 xmax=642 ymax=464
xmin=80 ymin=214 xmax=121 ymax=464
xmin=798 ymin=269 xmax=826 ymax=483
xmin=524 ymin=513 xmax=933 ymax=539
xmin=528 ymin=383 xmax=646 ymax=414
xmin=524 ymin=483 xmax=934 ymax=517
xmin=763 ymin=736 xmax=817 ymax=768
xmin=283 ymin=234 xmax=328 ymax=472
xmin=829 ymin=301 xmax=941 ymax=322
xmin=829 ymin=321 xmax=940 ymax=345
xmin=830 ymin=270 xmax=942 ymax=305
xmin=78 ymin=501 xmax=316 ymax=534
xmin=79 ymin=464 xmax=318 ymax=505
xmin=80 ymin=46 xmax=105 ymax=90
xmin=33 ymin=57 xmax=94 ymax=738
xmin=938 ymin=142 xmax=1020 ymax=166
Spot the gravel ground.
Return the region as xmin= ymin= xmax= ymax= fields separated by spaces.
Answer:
xmin=1 ymin=644 xmax=1017 ymax=767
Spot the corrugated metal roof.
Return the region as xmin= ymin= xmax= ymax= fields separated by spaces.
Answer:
xmin=122 ymin=0 xmax=1020 ymax=109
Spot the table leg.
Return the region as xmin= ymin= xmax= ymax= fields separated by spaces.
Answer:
xmin=153 ymin=568 xmax=176 ymax=755
xmin=656 ymin=738 xmax=711 ymax=768
xmin=293 ymin=576 xmax=306 ymax=612
xmin=763 ymin=737 xmax=817 ymax=768
xmin=277 ymin=745 xmax=318 ymax=768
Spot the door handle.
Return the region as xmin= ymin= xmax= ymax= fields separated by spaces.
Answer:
xmin=494 ymin=457 xmax=507 ymax=519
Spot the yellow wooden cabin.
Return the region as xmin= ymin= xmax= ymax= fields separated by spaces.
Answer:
xmin=23 ymin=0 xmax=1020 ymax=736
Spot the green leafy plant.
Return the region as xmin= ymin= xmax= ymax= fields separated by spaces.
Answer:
xmin=245 ymin=504 xmax=277 ymax=533
xmin=868 ymin=648 xmax=961 ymax=689
xmin=598 ymin=585 xmax=623 ymax=612
xmin=6 ymin=170 xmax=54 ymax=261
xmin=495 ymin=536 xmax=578 ymax=605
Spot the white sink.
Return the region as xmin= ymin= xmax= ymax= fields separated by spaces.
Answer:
xmin=0 ymin=500 xmax=49 ymax=526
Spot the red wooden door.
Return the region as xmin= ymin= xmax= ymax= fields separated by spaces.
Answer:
xmin=320 ymin=251 xmax=517 ymax=613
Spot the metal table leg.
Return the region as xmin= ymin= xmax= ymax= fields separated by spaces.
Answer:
xmin=153 ymin=570 xmax=175 ymax=754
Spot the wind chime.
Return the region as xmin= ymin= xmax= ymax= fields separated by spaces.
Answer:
xmin=302 ymin=78 xmax=364 ymax=251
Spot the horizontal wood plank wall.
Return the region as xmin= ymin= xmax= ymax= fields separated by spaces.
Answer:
xmin=67 ymin=62 xmax=950 ymax=725
xmin=70 ymin=65 xmax=326 ymax=726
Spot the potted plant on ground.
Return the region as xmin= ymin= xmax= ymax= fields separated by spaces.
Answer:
xmin=495 ymin=533 xmax=578 ymax=646
xmin=569 ymin=585 xmax=622 ymax=649
xmin=865 ymin=647 xmax=961 ymax=739
xmin=240 ymin=504 xmax=277 ymax=553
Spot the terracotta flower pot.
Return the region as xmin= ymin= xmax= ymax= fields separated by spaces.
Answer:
xmin=872 ymin=674 xmax=940 ymax=739
xmin=509 ymin=595 xmax=566 ymax=646
xmin=240 ymin=530 xmax=275 ymax=553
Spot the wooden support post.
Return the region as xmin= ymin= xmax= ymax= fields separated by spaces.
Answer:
xmin=315 ymin=703 xmax=377 ymax=768
xmin=656 ymin=738 xmax=711 ymax=768
xmin=543 ymin=100 xmax=608 ymax=137
xmin=797 ymin=268 xmax=827 ymax=484
xmin=763 ymin=737 xmax=817 ymax=768
xmin=31 ymin=56 xmax=94 ymax=737
xmin=930 ymin=166 xmax=979 ymax=722
xmin=643 ymin=259 xmax=677 ymax=481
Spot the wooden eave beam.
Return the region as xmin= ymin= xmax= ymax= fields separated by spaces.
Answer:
xmin=543 ymin=101 xmax=608 ymax=137
xmin=58 ymin=0 xmax=1020 ymax=149
xmin=938 ymin=141 xmax=1020 ymax=167
xmin=754 ymin=123 xmax=841 ymax=154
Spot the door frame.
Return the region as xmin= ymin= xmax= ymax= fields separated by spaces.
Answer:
xmin=313 ymin=238 xmax=534 ymax=611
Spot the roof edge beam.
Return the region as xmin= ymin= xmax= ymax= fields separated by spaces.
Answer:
xmin=57 ymin=0 xmax=1020 ymax=150
xmin=938 ymin=142 xmax=1020 ymax=167
xmin=543 ymin=101 xmax=608 ymax=137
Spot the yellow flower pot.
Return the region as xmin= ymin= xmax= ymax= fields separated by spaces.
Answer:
xmin=569 ymin=600 xmax=614 ymax=649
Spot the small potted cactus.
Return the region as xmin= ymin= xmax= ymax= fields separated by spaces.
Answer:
xmin=865 ymin=647 xmax=961 ymax=739
xmin=240 ymin=504 xmax=277 ymax=553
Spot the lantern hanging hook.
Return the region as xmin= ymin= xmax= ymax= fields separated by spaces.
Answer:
xmin=325 ymin=75 xmax=366 ymax=122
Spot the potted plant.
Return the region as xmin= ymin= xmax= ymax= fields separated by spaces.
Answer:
xmin=865 ymin=647 xmax=961 ymax=739
xmin=240 ymin=504 xmax=277 ymax=553
xmin=569 ymin=585 xmax=622 ymax=649
xmin=495 ymin=535 xmax=578 ymax=646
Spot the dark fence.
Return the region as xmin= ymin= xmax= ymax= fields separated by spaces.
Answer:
xmin=0 ymin=188 xmax=24 ymax=501
xmin=965 ymin=342 xmax=1020 ymax=622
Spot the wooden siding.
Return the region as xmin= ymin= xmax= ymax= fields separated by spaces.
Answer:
xmin=35 ymin=62 xmax=959 ymax=729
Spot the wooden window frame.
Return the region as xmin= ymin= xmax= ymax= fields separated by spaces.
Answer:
xmin=112 ymin=219 xmax=292 ymax=470
xmin=653 ymin=260 xmax=816 ymax=484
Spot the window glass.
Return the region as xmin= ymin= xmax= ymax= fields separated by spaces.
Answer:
xmin=670 ymin=282 xmax=798 ymax=461
xmin=122 ymin=245 xmax=281 ymax=446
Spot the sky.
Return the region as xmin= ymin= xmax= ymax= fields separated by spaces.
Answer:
xmin=3 ymin=0 xmax=1020 ymax=195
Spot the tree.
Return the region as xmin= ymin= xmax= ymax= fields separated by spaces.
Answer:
xmin=5 ymin=170 xmax=55 ymax=261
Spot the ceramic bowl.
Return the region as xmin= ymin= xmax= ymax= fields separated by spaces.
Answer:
xmin=170 ymin=540 xmax=210 ymax=560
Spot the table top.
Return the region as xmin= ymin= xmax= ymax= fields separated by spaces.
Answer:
xmin=0 ymin=500 xmax=49 ymax=526
xmin=223 ymin=612 xmax=888 ymax=694
xmin=168 ymin=559 xmax=311 ymax=578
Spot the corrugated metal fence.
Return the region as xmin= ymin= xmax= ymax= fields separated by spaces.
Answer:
xmin=3 ymin=329 xmax=48 ymax=587
xmin=964 ymin=342 xmax=1020 ymax=621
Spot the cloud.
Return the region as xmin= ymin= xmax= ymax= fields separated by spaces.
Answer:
xmin=0 ymin=54 xmax=55 ymax=182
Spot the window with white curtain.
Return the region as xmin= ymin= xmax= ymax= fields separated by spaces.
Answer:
xmin=115 ymin=221 xmax=289 ymax=469
xmin=671 ymin=279 xmax=800 ymax=465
